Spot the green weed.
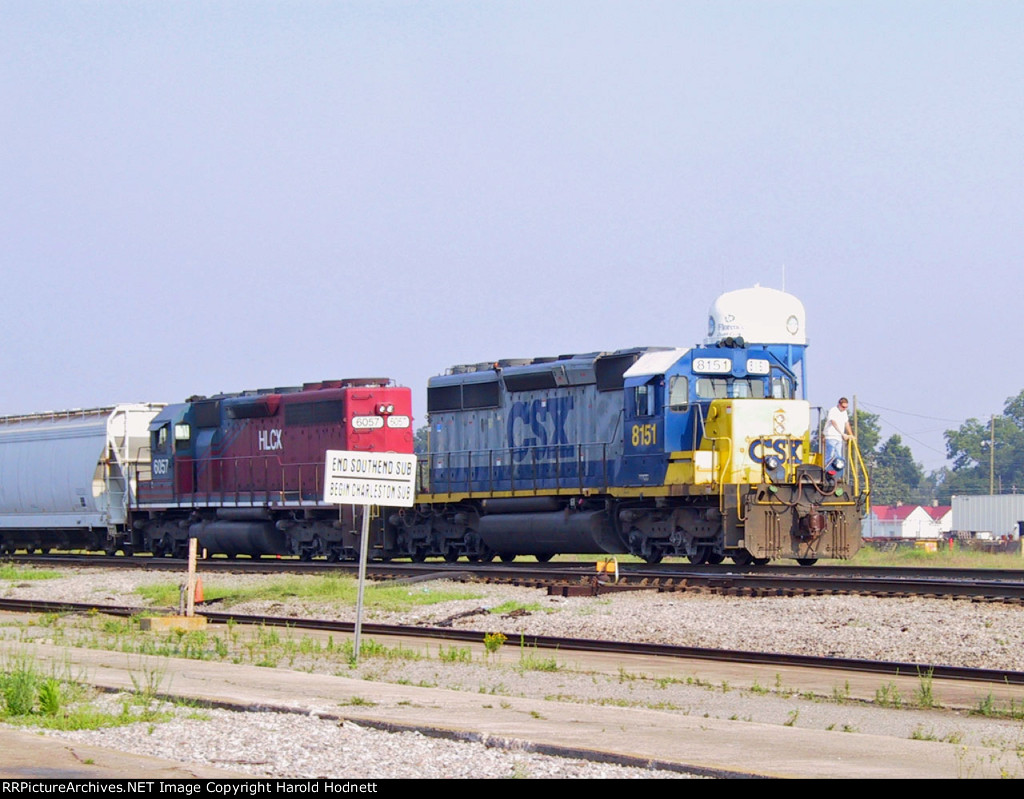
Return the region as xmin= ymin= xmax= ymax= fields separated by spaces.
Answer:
xmin=439 ymin=646 xmax=472 ymax=664
xmin=916 ymin=669 xmax=936 ymax=709
xmin=875 ymin=682 xmax=902 ymax=708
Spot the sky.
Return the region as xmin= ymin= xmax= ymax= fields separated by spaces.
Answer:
xmin=2 ymin=1 xmax=1022 ymax=473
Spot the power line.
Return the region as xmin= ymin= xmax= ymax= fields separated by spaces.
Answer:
xmin=857 ymin=401 xmax=964 ymax=424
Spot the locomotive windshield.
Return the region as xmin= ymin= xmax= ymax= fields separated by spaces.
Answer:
xmin=694 ymin=371 xmax=795 ymax=401
xmin=696 ymin=377 xmax=766 ymax=399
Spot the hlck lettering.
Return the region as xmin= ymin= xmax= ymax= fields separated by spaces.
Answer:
xmin=507 ymin=396 xmax=574 ymax=462
xmin=258 ymin=429 xmax=283 ymax=451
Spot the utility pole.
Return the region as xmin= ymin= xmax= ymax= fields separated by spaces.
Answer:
xmin=990 ymin=414 xmax=996 ymax=495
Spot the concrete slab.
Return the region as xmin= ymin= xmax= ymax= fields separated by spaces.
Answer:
xmin=1 ymin=638 xmax=1019 ymax=779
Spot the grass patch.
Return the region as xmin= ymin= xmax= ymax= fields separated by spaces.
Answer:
xmin=438 ymin=645 xmax=472 ymax=664
xmin=136 ymin=575 xmax=483 ymax=611
xmin=490 ymin=601 xmax=546 ymax=616
xmin=850 ymin=546 xmax=1024 ymax=570
xmin=0 ymin=566 xmax=62 ymax=581
xmin=1 ymin=653 xmax=174 ymax=731
xmin=338 ymin=696 xmax=377 ymax=707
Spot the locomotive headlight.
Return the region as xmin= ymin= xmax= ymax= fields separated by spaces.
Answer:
xmin=763 ymin=453 xmax=785 ymax=483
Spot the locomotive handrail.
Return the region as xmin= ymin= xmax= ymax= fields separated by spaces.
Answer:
xmin=422 ymin=441 xmax=614 ymax=496
xmin=848 ymin=437 xmax=871 ymax=513
xmin=143 ymin=453 xmax=328 ymax=508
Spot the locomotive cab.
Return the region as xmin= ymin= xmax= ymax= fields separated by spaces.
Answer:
xmin=140 ymin=404 xmax=192 ymax=504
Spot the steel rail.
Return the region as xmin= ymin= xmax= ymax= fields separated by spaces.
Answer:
xmin=11 ymin=553 xmax=1024 ymax=602
xmin=2 ymin=596 xmax=1021 ymax=687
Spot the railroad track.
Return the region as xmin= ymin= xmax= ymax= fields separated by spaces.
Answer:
xmin=1 ymin=596 xmax=1022 ymax=688
xmin=9 ymin=553 xmax=1024 ymax=603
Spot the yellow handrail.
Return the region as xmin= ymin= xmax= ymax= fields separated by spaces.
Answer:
xmin=847 ymin=437 xmax=871 ymax=514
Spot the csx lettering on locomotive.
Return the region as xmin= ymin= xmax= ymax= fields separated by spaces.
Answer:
xmin=506 ymin=397 xmax=574 ymax=462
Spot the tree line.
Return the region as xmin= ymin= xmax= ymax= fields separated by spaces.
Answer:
xmin=853 ymin=389 xmax=1024 ymax=505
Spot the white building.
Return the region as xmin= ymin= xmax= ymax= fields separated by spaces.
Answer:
xmin=866 ymin=504 xmax=951 ymax=539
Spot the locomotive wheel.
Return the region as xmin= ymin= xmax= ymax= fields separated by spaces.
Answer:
xmin=752 ymin=557 xmax=771 ymax=566
xmin=25 ymin=546 xmax=36 ymax=555
xmin=706 ymin=552 xmax=725 ymax=565
xmin=158 ymin=536 xmax=176 ymax=558
xmin=443 ymin=548 xmax=460 ymax=563
xmin=499 ymin=553 xmax=517 ymax=563
xmin=473 ymin=547 xmax=496 ymax=563
xmin=689 ymin=546 xmax=710 ymax=565
xmin=411 ymin=548 xmax=427 ymax=562
xmin=731 ymin=550 xmax=753 ymax=566
xmin=299 ymin=549 xmax=314 ymax=562
xmin=535 ymin=553 xmax=553 ymax=563
xmin=796 ymin=558 xmax=819 ymax=567
xmin=642 ymin=550 xmax=664 ymax=564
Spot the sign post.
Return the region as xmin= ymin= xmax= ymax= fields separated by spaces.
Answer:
xmin=323 ymin=450 xmax=416 ymax=663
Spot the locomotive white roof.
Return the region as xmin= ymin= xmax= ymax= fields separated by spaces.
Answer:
xmin=706 ymin=285 xmax=807 ymax=346
xmin=622 ymin=348 xmax=690 ymax=380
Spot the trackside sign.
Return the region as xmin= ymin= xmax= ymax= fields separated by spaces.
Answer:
xmin=323 ymin=450 xmax=417 ymax=507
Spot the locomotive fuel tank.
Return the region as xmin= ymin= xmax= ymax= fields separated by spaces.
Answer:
xmin=187 ymin=519 xmax=287 ymax=558
xmin=477 ymin=508 xmax=626 ymax=556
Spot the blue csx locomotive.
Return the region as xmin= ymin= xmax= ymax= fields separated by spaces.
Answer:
xmin=388 ymin=286 xmax=868 ymax=565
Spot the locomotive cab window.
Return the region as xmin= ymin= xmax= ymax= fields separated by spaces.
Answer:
xmin=771 ymin=373 xmax=794 ymax=399
xmin=633 ymin=382 xmax=657 ymax=416
xmin=174 ymin=423 xmax=191 ymax=444
xmin=732 ymin=379 xmax=765 ymax=399
xmin=696 ymin=378 xmax=728 ymax=399
xmin=668 ymin=376 xmax=689 ymax=411
xmin=154 ymin=425 xmax=169 ymax=451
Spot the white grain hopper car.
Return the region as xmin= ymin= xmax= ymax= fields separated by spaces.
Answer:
xmin=0 ymin=404 xmax=164 ymax=554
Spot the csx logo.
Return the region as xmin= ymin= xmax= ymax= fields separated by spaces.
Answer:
xmin=748 ymin=437 xmax=802 ymax=464
xmin=507 ymin=397 xmax=573 ymax=462
xmin=258 ymin=429 xmax=283 ymax=451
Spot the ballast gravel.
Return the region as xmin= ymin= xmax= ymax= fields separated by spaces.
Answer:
xmin=4 ymin=566 xmax=1024 ymax=778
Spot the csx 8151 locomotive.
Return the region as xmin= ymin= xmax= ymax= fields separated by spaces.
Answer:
xmin=389 ymin=286 xmax=867 ymax=565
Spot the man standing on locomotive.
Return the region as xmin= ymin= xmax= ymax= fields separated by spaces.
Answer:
xmin=824 ymin=397 xmax=854 ymax=472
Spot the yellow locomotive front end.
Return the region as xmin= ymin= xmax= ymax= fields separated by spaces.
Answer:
xmin=700 ymin=398 xmax=867 ymax=564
